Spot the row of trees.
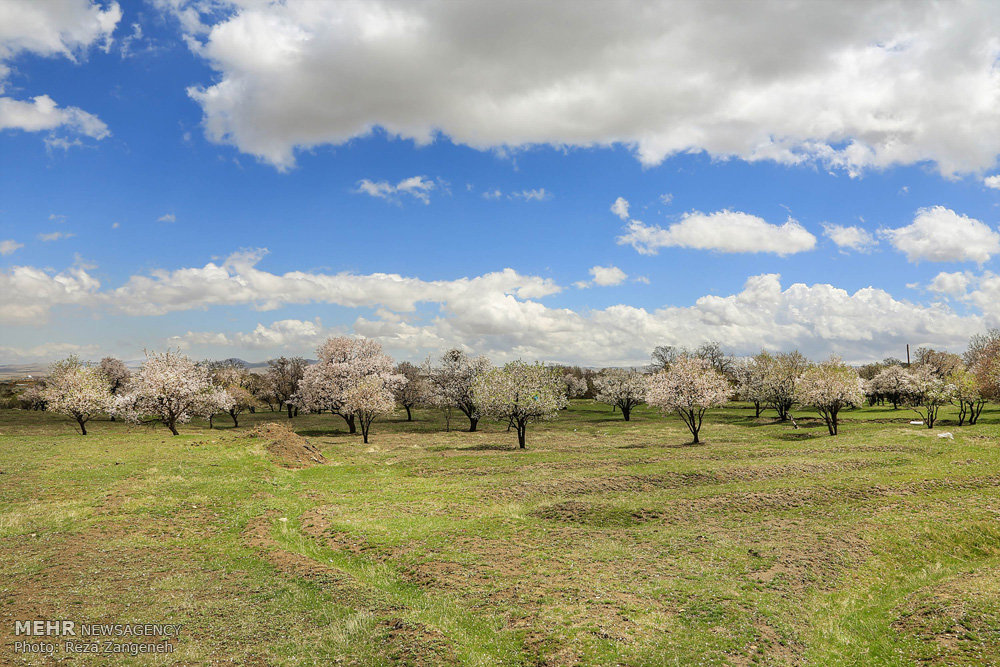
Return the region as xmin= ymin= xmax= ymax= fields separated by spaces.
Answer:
xmin=19 ymin=330 xmax=1000 ymax=445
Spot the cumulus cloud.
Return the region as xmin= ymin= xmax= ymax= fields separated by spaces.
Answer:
xmin=984 ymin=175 xmax=1000 ymax=190
xmin=154 ymin=272 xmax=983 ymax=366
xmin=170 ymin=318 xmax=332 ymax=350
xmin=610 ymin=197 xmax=629 ymax=221
xmin=927 ymin=271 xmax=972 ymax=297
xmin=158 ymin=213 xmax=176 ymax=223
xmin=589 ymin=265 xmax=628 ymax=287
xmin=0 ymin=95 xmax=109 ymax=138
xmin=8 ymin=248 xmax=998 ymax=365
xmin=0 ymin=1 xmax=119 ymax=141
xmin=618 ymin=210 xmax=816 ymax=256
xmin=881 ymin=206 xmax=1000 ymax=264
xmin=822 ymin=223 xmax=877 ymax=252
xmin=173 ymin=1 xmax=1000 ymax=175
xmin=355 ymin=175 xmax=436 ymax=204
xmin=0 ymin=239 xmax=23 ymax=256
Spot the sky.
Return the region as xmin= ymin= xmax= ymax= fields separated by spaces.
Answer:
xmin=3 ymin=0 xmax=1000 ymax=367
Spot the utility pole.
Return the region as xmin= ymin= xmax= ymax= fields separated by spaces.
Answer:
xmin=906 ymin=344 xmax=910 ymax=366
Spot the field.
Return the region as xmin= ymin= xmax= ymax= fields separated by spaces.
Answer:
xmin=2 ymin=401 xmax=1000 ymax=666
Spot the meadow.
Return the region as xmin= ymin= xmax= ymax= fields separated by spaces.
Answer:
xmin=2 ymin=400 xmax=999 ymax=665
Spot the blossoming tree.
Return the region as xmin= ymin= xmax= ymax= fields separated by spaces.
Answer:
xmin=645 ymin=356 xmax=730 ymax=444
xmin=795 ymin=357 xmax=864 ymax=435
xmin=473 ymin=360 xmax=567 ymax=448
xmin=293 ymin=337 xmax=403 ymax=442
xmin=592 ymin=368 xmax=647 ymax=421
xmin=425 ymin=349 xmax=492 ymax=432
xmin=43 ymin=356 xmax=112 ymax=435
xmin=949 ymin=366 xmax=986 ymax=426
xmin=394 ymin=361 xmax=430 ymax=421
xmin=114 ymin=350 xmax=216 ymax=435
xmin=868 ymin=365 xmax=911 ymax=409
xmin=905 ymin=364 xmax=955 ymax=429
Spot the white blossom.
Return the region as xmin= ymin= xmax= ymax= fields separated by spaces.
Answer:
xmin=645 ymin=356 xmax=730 ymax=444
xmin=795 ymin=357 xmax=864 ymax=435
xmin=43 ymin=356 xmax=111 ymax=435
xmin=473 ymin=360 xmax=567 ymax=448
xmin=592 ymin=368 xmax=647 ymax=421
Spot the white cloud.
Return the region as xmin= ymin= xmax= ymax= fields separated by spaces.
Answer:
xmin=37 ymin=231 xmax=75 ymax=242
xmin=482 ymin=189 xmax=502 ymax=200
xmin=176 ymin=1 xmax=1000 ymax=175
xmin=881 ymin=206 xmax=1000 ymax=264
xmin=589 ymin=265 xmax=627 ymax=286
xmin=155 ymin=272 xmax=982 ymax=366
xmin=355 ymin=175 xmax=436 ymax=204
xmin=158 ymin=213 xmax=176 ymax=223
xmin=510 ymin=188 xmax=551 ymax=202
xmin=0 ymin=239 xmax=23 ymax=256
xmin=0 ymin=263 xmax=101 ymax=323
xmin=659 ymin=193 xmax=673 ymax=205
xmin=822 ymin=223 xmax=877 ymax=252
xmin=0 ymin=95 xmax=109 ymax=138
xmin=610 ymin=197 xmax=629 ymax=220
xmin=170 ymin=318 xmax=331 ymax=350
xmin=985 ymin=175 xmax=1000 ymax=190
xmin=0 ymin=1 xmax=119 ymax=141
xmin=618 ymin=210 xmax=816 ymax=256
xmin=927 ymin=271 xmax=972 ymax=297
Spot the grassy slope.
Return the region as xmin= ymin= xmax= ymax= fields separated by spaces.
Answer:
xmin=2 ymin=401 xmax=1000 ymax=665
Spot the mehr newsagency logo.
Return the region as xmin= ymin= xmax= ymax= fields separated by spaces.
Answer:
xmin=11 ymin=620 xmax=182 ymax=657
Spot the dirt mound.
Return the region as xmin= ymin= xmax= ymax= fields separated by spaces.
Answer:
xmin=249 ymin=422 xmax=327 ymax=467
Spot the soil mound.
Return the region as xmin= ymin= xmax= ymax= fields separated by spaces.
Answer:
xmin=250 ymin=422 xmax=327 ymax=467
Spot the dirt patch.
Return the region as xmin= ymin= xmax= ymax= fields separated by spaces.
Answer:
xmin=249 ymin=422 xmax=327 ymax=467
xmin=531 ymin=500 xmax=661 ymax=527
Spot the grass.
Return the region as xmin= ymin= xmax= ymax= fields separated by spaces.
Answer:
xmin=2 ymin=400 xmax=1000 ymax=665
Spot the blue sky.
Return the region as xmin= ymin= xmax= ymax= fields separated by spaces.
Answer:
xmin=3 ymin=1 xmax=1000 ymax=366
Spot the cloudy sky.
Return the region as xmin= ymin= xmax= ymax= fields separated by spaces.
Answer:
xmin=3 ymin=0 xmax=1000 ymax=366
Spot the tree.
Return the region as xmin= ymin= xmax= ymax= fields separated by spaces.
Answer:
xmin=394 ymin=361 xmax=429 ymax=421
xmin=914 ymin=347 xmax=963 ymax=378
xmin=114 ymin=350 xmax=215 ymax=435
xmin=757 ymin=350 xmax=808 ymax=420
xmin=732 ymin=356 xmax=767 ymax=417
xmin=649 ymin=345 xmax=679 ymax=373
xmin=795 ymin=358 xmax=864 ymax=435
xmin=293 ymin=337 xmax=403 ymax=442
xmin=194 ymin=384 xmax=235 ymax=429
xmin=965 ymin=329 xmax=1000 ymax=368
xmin=592 ymin=368 xmax=647 ymax=421
xmin=425 ymin=349 xmax=492 ymax=432
xmin=905 ymin=365 xmax=954 ymax=429
xmin=343 ymin=376 xmax=398 ymax=443
xmin=949 ymin=366 xmax=986 ymax=426
xmin=562 ymin=372 xmax=588 ymax=400
xmin=43 ymin=356 xmax=111 ymax=435
xmin=473 ymin=360 xmax=567 ymax=448
xmin=646 ymin=356 xmax=730 ymax=444
xmin=265 ymin=356 xmax=306 ymax=418
xmin=869 ymin=365 xmax=911 ymax=409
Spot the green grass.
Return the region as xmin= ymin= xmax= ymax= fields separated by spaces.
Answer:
xmin=3 ymin=401 xmax=1000 ymax=665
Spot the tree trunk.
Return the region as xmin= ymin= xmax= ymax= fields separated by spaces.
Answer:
xmin=754 ymin=401 xmax=761 ymax=417
xmin=231 ymin=412 xmax=239 ymax=427
xmin=209 ymin=414 xmax=214 ymax=429
xmin=691 ymin=429 xmax=700 ymax=444
xmin=340 ymin=413 xmax=356 ymax=434
xmin=468 ymin=416 xmax=479 ymax=432
xmin=78 ymin=417 xmax=87 ymax=435
xmin=168 ymin=421 xmax=179 ymax=436
xmin=622 ymin=404 xmax=631 ymax=421
xmin=517 ymin=420 xmax=527 ymax=449
xmin=405 ymin=405 xmax=412 ymax=421
xmin=287 ymin=404 xmax=294 ymax=419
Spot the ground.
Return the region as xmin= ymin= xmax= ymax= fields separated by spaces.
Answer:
xmin=2 ymin=401 xmax=1000 ymax=665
